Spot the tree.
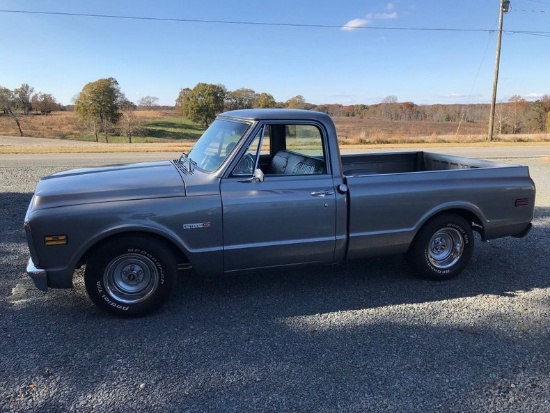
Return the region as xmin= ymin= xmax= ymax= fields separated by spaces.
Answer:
xmin=182 ymin=83 xmax=226 ymax=126
xmin=495 ymin=102 xmax=508 ymax=134
xmin=13 ymin=83 xmax=34 ymax=114
xmin=119 ymin=100 xmax=141 ymax=143
xmin=0 ymin=87 xmax=13 ymax=115
xmin=74 ymin=78 xmax=124 ymax=142
xmin=353 ymin=104 xmax=367 ymax=118
xmin=138 ymin=96 xmax=159 ymax=109
xmin=31 ymin=92 xmax=59 ymax=115
xmin=0 ymin=86 xmax=24 ymax=136
xmin=508 ymin=95 xmax=528 ymax=134
xmin=526 ymin=100 xmax=546 ymax=133
xmin=254 ymin=92 xmax=276 ymax=108
xmin=382 ymin=95 xmax=398 ymax=120
xmin=225 ymin=88 xmax=257 ymax=110
xmin=286 ymin=95 xmax=306 ymax=109
xmin=541 ymin=95 xmax=550 ymax=132
xmin=175 ymin=88 xmax=192 ymax=116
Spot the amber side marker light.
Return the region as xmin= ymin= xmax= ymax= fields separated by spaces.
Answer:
xmin=45 ymin=235 xmax=67 ymax=246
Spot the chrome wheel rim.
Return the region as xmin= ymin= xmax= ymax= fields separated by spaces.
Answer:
xmin=103 ymin=253 xmax=159 ymax=304
xmin=428 ymin=228 xmax=464 ymax=269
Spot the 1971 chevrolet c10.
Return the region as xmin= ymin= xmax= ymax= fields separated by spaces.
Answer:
xmin=24 ymin=109 xmax=535 ymax=315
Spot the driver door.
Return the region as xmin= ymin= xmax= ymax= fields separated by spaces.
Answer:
xmin=220 ymin=123 xmax=337 ymax=272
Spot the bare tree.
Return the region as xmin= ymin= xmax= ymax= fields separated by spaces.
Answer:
xmin=138 ymin=96 xmax=159 ymax=109
xmin=382 ymin=95 xmax=398 ymax=120
xmin=119 ymin=100 xmax=141 ymax=143
xmin=508 ymin=95 xmax=528 ymax=134
xmin=495 ymin=102 xmax=508 ymax=134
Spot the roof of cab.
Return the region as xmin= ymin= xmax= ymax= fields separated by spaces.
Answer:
xmin=218 ymin=109 xmax=332 ymax=122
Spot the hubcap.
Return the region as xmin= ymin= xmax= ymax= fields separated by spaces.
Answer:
xmin=428 ymin=228 xmax=464 ymax=269
xmin=103 ymin=253 xmax=159 ymax=304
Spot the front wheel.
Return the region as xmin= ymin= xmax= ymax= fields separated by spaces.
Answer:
xmin=84 ymin=236 xmax=177 ymax=316
xmin=406 ymin=214 xmax=474 ymax=281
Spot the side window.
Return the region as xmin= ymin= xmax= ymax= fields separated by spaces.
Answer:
xmin=267 ymin=124 xmax=327 ymax=175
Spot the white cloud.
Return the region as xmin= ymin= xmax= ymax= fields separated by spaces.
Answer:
xmin=367 ymin=12 xmax=398 ymax=20
xmin=446 ymin=93 xmax=468 ymax=98
xmin=342 ymin=5 xmax=398 ymax=31
xmin=524 ymin=92 xmax=544 ymax=100
xmin=342 ymin=18 xmax=370 ymax=31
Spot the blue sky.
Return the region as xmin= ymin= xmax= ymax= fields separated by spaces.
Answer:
xmin=1 ymin=0 xmax=549 ymax=106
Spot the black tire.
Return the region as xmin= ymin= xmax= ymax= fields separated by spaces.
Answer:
xmin=84 ymin=236 xmax=177 ymax=316
xmin=407 ymin=214 xmax=474 ymax=281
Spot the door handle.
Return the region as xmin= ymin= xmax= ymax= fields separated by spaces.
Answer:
xmin=311 ymin=190 xmax=334 ymax=197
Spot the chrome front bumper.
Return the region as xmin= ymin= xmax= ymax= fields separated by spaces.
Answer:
xmin=26 ymin=258 xmax=48 ymax=291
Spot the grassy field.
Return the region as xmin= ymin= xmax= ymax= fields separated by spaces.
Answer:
xmin=0 ymin=111 xmax=206 ymax=143
xmin=1 ymin=110 xmax=549 ymax=148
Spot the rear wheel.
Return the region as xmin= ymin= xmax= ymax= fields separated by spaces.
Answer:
xmin=407 ymin=214 xmax=474 ymax=281
xmin=84 ymin=236 xmax=177 ymax=316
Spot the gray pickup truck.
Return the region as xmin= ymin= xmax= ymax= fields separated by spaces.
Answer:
xmin=24 ymin=109 xmax=535 ymax=315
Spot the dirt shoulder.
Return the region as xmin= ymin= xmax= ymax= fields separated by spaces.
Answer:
xmin=4 ymin=134 xmax=550 ymax=156
xmin=0 ymin=135 xmax=191 ymax=154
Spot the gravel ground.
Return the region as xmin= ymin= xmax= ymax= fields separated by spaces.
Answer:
xmin=0 ymin=149 xmax=549 ymax=413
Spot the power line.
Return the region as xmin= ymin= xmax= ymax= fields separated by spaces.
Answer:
xmin=514 ymin=7 xmax=550 ymax=12
xmin=0 ymin=8 xmax=549 ymax=37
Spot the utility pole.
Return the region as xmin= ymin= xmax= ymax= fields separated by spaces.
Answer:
xmin=488 ymin=0 xmax=510 ymax=141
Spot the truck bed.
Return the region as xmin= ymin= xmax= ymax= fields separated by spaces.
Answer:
xmin=341 ymin=151 xmax=535 ymax=260
xmin=342 ymin=151 xmax=509 ymax=176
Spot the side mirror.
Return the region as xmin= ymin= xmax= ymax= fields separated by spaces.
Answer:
xmin=238 ymin=168 xmax=264 ymax=183
xmin=253 ymin=168 xmax=264 ymax=182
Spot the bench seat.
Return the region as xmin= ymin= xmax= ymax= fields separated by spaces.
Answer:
xmin=269 ymin=151 xmax=325 ymax=175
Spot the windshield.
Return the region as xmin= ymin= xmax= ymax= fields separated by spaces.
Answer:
xmin=186 ymin=119 xmax=251 ymax=172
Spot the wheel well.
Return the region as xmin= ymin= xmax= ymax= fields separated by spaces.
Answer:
xmin=425 ymin=209 xmax=484 ymax=237
xmin=79 ymin=231 xmax=190 ymax=268
xmin=406 ymin=208 xmax=482 ymax=256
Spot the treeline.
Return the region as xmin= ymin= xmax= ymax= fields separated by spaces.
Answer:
xmin=0 ymin=83 xmax=63 ymax=116
xmin=0 ymin=83 xmax=65 ymax=136
xmin=176 ymin=84 xmax=550 ymax=134
xmin=316 ymin=96 xmax=550 ymax=134
xmin=2 ymin=79 xmax=550 ymax=140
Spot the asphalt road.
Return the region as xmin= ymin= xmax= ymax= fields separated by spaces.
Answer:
xmin=0 ymin=148 xmax=549 ymax=412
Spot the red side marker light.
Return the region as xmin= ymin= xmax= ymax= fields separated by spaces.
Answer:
xmin=515 ymin=198 xmax=529 ymax=207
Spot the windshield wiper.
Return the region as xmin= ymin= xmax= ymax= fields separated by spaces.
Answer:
xmin=188 ymin=157 xmax=196 ymax=173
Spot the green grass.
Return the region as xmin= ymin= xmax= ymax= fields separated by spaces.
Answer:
xmin=61 ymin=117 xmax=207 ymax=144
xmin=142 ymin=117 xmax=206 ymax=141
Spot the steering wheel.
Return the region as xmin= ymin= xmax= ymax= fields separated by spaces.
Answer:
xmin=234 ymin=153 xmax=255 ymax=175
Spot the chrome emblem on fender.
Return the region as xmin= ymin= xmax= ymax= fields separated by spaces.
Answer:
xmin=183 ymin=222 xmax=211 ymax=230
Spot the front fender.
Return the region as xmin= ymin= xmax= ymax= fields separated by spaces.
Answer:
xmin=26 ymin=195 xmax=224 ymax=289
